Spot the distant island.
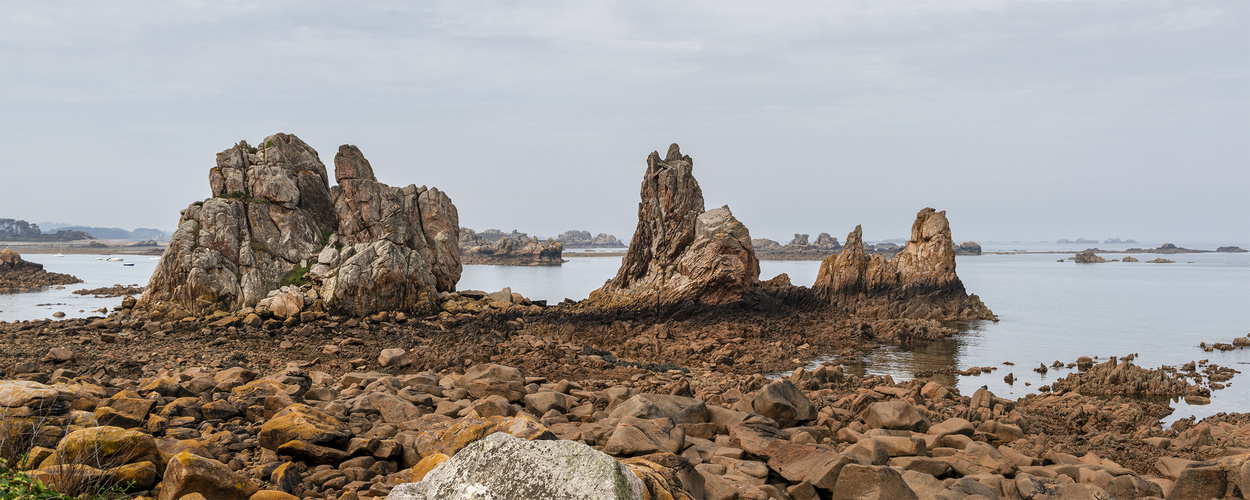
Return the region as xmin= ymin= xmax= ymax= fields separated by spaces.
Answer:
xmin=1056 ymin=237 xmax=1138 ymax=244
xmin=37 ymin=221 xmax=171 ymax=240
xmin=0 ymin=218 xmax=93 ymax=242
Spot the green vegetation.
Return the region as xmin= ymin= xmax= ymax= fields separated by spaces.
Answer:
xmin=219 ymin=192 xmax=268 ymax=204
xmin=281 ymin=262 xmax=313 ymax=287
xmin=265 ymin=139 xmax=274 ymax=148
xmin=249 ymin=238 xmax=270 ymax=255
xmin=0 ymin=219 xmax=95 ymax=242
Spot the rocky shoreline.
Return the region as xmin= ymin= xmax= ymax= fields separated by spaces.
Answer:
xmin=3 ymin=136 xmax=1246 ymax=499
xmin=1 ymin=319 xmax=1245 ymax=500
xmin=0 ymin=249 xmax=82 ymax=292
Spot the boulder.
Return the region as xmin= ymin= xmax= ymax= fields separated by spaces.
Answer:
xmin=609 ymin=393 xmax=710 ymax=424
xmin=812 ymin=209 xmax=995 ymax=321
xmin=455 ymin=364 xmax=526 ymax=402
xmin=54 ymin=426 xmax=159 ymax=469
xmin=385 ymin=432 xmax=645 ymax=500
xmin=862 ymin=400 xmax=930 ymax=432
xmin=604 ymin=416 xmax=685 ymax=456
xmin=160 ymin=451 xmax=259 ymax=500
xmin=585 ymin=144 xmax=761 ymax=309
xmin=751 ymin=379 xmax=816 ymax=428
xmin=830 ymin=464 xmax=918 ymax=500
xmin=1166 ymin=464 xmax=1227 ymax=500
xmin=379 ymin=348 xmax=412 ymax=368
xmin=258 ymin=403 xmax=352 ymax=451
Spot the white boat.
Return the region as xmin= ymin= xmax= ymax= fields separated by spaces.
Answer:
xmin=107 ymin=257 xmax=123 ymax=262
xmin=53 ymin=253 xmax=65 ymax=258
xmin=149 ymin=257 xmax=160 ymax=261
xmin=93 ymin=257 xmax=104 ymax=260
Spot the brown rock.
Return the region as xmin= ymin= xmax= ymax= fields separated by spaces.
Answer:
xmin=160 ymin=451 xmax=259 ymax=500
xmin=752 ymin=379 xmax=816 ymax=428
xmin=604 ymin=416 xmax=685 ymax=456
xmin=455 ymin=363 xmax=526 ymax=402
xmin=861 ymin=400 xmax=930 ymax=432
xmin=830 ymin=464 xmax=918 ymax=500
xmin=1074 ymin=251 xmax=1107 ymax=263
xmin=812 ymin=209 xmax=995 ymax=321
xmin=585 ymin=144 xmax=761 ymax=309
xmin=1166 ymin=464 xmax=1227 ymax=500
xmin=258 ymin=403 xmax=351 ymax=450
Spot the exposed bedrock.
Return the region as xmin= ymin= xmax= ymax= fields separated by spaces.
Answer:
xmin=585 ymin=144 xmax=761 ymax=309
xmin=812 ymin=208 xmax=995 ymax=321
xmin=140 ymin=134 xmax=460 ymax=317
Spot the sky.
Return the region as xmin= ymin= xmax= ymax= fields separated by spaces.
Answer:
xmin=1 ymin=0 xmax=1247 ymax=245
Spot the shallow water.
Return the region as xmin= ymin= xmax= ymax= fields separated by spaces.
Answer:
xmin=0 ymin=254 xmax=158 ymax=322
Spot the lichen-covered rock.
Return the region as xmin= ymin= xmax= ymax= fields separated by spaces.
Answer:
xmin=140 ymin=134 xmax=460 ymax=317
xmin=812 ymin=209 xmax=995 ymax=321
xmin=259 ymin=403 xmax=352 ymax=451
xmin=586 ymin=144 xmax=760 ymax=309
xmin=386 ymin=432 xmax=645 ymax=500
xmin=159 ymin=451 xmax=258 ymax=500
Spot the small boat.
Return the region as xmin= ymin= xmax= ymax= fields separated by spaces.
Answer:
xmin=123 ymin=263 xmax=135 ymax=267
xmin=93 ymin=257 xmax=104 ymax=261
xmin=53 ymin=253 xmax=65 ymax=258
xmin=149 ymin=257 xmax=160 ymax=261
xmin=107 ymin=257 xmax=123 ymax=262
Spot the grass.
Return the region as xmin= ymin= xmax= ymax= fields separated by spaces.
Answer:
xmin=281 ymin=262 xmax=314 ymax=287
xmin=0 ymin=407 xmax=141 ymax=499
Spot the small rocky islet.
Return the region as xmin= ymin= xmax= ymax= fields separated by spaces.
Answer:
xmin=1 ymin=134 xmax=1247 ymax=499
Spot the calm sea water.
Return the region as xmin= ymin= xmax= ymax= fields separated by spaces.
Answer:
xmin=0 ymin=254 xmax=158 ymax=322
xmin=461 ymin=244 xmax=1250 ymax=422
xmin=6 ymin=245 xmax=1247 ymax=421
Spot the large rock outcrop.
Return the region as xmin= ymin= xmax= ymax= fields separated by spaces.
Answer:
xmin=0 ymin=248 xmax=82 ymax=292
xmin=460 ymin=229 xmax=564 ymax=266
xmin=812 ymin=208 xmax=994 ymax=321
xmin=585 ymin=144 xmax=760 ymax=309
xmin=140 ymin=134 xmax=460 ymax=317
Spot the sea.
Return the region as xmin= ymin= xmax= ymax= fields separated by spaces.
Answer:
xmin=4 ymin=241 xmax=1247 ymax=422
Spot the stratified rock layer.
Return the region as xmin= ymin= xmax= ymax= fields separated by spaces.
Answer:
xmin=141 ymin=134 xmax=459 ymax=316
xmin=812 ymin=209 xmax=994 ymax=321
xmin=586 ymin=144 xmax=760 ymax=309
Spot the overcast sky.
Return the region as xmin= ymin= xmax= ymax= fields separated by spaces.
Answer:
xmin=1 ymin=0 xmax=1247 ymax=244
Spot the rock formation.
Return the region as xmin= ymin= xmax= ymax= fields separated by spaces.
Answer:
xmin=812 ymin=209 xmax=994 ymax=321
xmin=1073 ymin=251 xmax=1106 ymax=263
xmin=556 ymin=230 xmax=625 ymax=248
xmin=586 ymin=144 xmax=760 ymax=309
xmin=459 ymin=229 xmax=563 ymax=266
xmin=0 ymin=248 xmax=82 ymax=291
xmin=140 ymin=134 xmax=460 ymax=317
xmin=954 ymin=241 xmax=981 ymax=256
xmin=754 ymin=232 xmax=843 ymax=261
